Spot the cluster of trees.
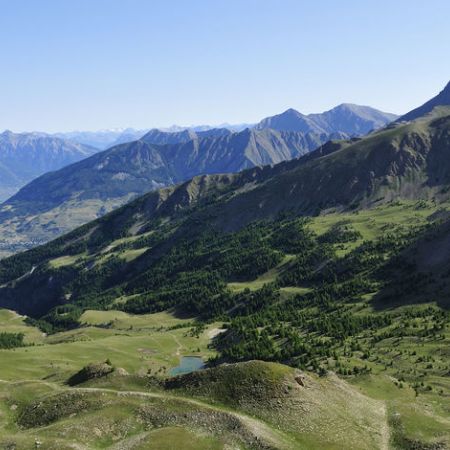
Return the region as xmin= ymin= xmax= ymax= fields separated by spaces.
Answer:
xmin=122 ymin=270 xmax=225 ymax=315
xmin=119 ymin=223 xmax=284 ymax=315
xmin=0 ymin=332 xmax=25 ymax=349
xmin=214 ymin=286 xmax=392 ymax=368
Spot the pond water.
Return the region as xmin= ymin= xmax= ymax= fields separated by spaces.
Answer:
xmin=169 ymin=356 xmax=205 ymax=376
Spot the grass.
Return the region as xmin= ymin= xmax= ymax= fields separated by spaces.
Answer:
xmin=228 ymin=254 xmax=296 ymax=292
xmin=166 ymin=361 xmax=389 ymax=450
xmin=133 ymin=427 xmax=226 ymax=450
xmin=309 ymin=199 xmax=447 ymax=249
xmin=48 ymin=253 xmax=84 ymax=268
xmin=80 ymin=309 xmax=184 ymax=329
xmin=0 ymin=360 xmax=392 ymax=450
xmin=0 ymin=377 xmax=290 ymax=449
xmin=118 ymin=247 xmax=149 ymax=262
xmin=0 ymin=309 xmax=220 ymax=382
xmin=352 ymin=374 xmax=450 ymax=448
xmin=0 ymin=309 xmax=44 ymax=344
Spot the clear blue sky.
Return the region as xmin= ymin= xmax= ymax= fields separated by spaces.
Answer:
xmin=1 ymin=0 xmax=449 ymax=132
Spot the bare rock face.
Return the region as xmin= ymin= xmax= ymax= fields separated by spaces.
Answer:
xmin=295 ymin=375 xmax=305 ymax=387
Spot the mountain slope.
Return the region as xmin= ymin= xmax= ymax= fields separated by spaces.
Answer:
xmin=170 ymin=106 xmax=450 ymax=232
xmin=0 ymin=131 xmax=96 ymax=201
xmin=399 ymin=80 xmax=450 ymax=122
xmin=256 ymin=104 xmax=397 ymax=134
xmin=0 ymin=128 xmax=329 ymax=251
xmin=0 ymin=103 xmax=398 ymax=253
xmin=0 ymin=96 xmax=448 ymax=450
xmin=1 ymin=105 xmax=449 ymax=317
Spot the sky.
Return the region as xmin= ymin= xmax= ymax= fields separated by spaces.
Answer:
xmin=1 ymin=0 xmax=449 ymax=132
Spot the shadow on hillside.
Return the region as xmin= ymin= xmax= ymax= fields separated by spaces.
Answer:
xmin=371 ymin=218 xmax=450 ymax=311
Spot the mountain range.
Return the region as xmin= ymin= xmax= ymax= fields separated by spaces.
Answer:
xmin=0 ymin=131 xmax=96 ymax=202
xmin=0 ymin=104 xmax=396 ymax=254
xmin=50 ymin=104 xmax=397 ymax=150
xmin=255 ymin=103 xmax=398 ymax=134
xmin=0 ymin=82 xmax=449 ymax=315
xmin=52 ymin=124 xmax=251 ymax=149
xmin=52 ymin=128 xmax=149 ymax=150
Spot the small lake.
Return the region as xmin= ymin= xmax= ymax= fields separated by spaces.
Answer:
xmin=169 ymin=356 xmax=205 ymax=376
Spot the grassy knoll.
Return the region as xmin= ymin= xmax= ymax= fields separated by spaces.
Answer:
xmin=0 ymin=303 xmax=448 ymax=448
xmin=0 ymin=381 xmax=275 ymax=449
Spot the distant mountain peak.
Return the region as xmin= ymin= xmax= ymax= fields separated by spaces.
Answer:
xmin=283 ymin=107 xmax=303 ymax=115
xmin=256 ymin=104 xmax=397 ymax=135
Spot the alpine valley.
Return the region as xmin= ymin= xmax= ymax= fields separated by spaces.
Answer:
xmin=0 ymin=83 xmax=449 ymax=450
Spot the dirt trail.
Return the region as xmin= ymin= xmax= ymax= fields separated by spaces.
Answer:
xmin=77 ymin=386 xmax=293 ymax=449
xmin=170 ymin=333 xmax=183 ymax=357
xmin=0 ymin=378 xmax=292 ymax=448
xmin=0 ymin=379 xmax=60 ymax=390
xmin=380 ymin=402 xmax=390 ymax=450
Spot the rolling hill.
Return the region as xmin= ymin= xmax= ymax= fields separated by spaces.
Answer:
xmin=0 ymin=131 xmax=96 ymax=201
